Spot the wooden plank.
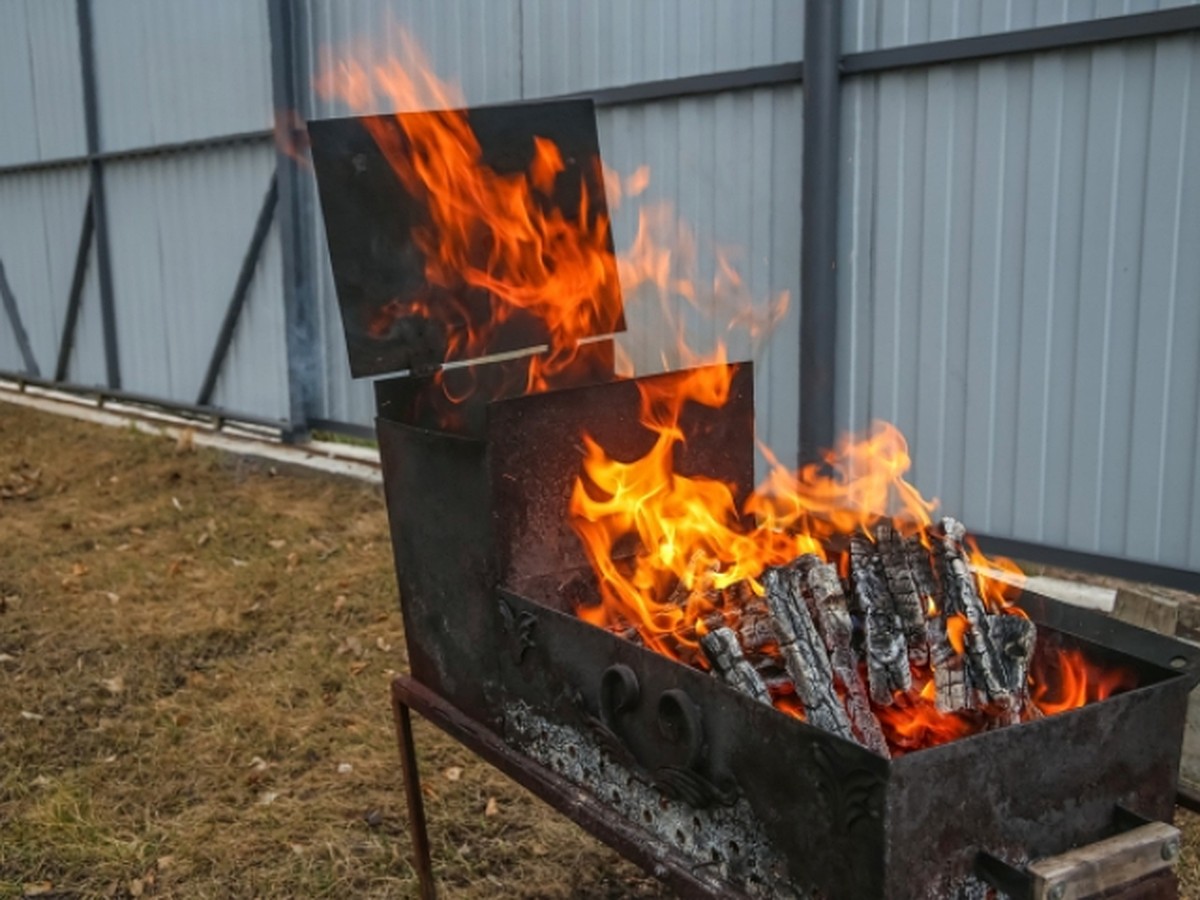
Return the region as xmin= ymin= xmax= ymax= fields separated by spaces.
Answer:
xmin=1027 ymin=821 xmax=1179 ymax=900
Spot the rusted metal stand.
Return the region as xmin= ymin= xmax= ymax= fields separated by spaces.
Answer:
xmin=389 ymin=675 xmax=758 ymax=900
xmin=391 ymin=681 xmax=437 ymax=900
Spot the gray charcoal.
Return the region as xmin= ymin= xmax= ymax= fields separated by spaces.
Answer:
xmin=798 ymin=556 xmax=890 ymax=757
xmin=849 ymin=536 xmax=913 ymax=705
xmin=875 ymin=520 xmax=934 ymax=664
xmin=763 ymin=564 xmax=859 ymax=745
xmin=926 ymin=610 xmax=972 ymax=713
xmin=988 ymin=613 xmax=1037 ymax=719
xmin=700 ymin=626 xmax=773 ymax=706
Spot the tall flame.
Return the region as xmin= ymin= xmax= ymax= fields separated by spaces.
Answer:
xmin=315 ymin=32 xmax=623 ymax=398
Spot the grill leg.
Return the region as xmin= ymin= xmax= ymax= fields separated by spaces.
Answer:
xmin=393 ymin=691 xmax=437 ymax=900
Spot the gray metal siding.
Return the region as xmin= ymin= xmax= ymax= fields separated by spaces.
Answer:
xmin=0 ymin=0 xmax=87 ymax=165
xmin=837 ymin=33 xmax=1200 ymax=570
xmin=91 ymin=0 xmax=273 ymax=152
xmin=300 ymin=0 xmax=523 ymax=117
xmin=103 ymin=144 xmax=289 ymax=419
xmin=598 ymin=88 xmax=803 ymax=472
xmin=520 ymin=0 xmax=803 ymax=96
xmin=844 ymin=0 xmax=1200 ymax=53
xmin=0 ymin=166 xmax=90 ymax=375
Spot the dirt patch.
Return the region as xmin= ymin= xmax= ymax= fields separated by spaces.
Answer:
xmin=1 ymin=401 xmax=1196 ymax=898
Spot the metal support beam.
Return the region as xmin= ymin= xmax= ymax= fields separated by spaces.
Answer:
xmin=75 ymin=0 xmax=121 ymax=389
xmin=587 ymin=61 xmax=803 ymax=107
xmin=56 ymin=194 xmax=95 ymax=382
xmin=268 ymin=0 xmax=318 ymax=440
xmin=197 ymin=176 xmax=279 ymax=406
xmin=841 ymin=6 xmax=1200 ymax=76
xmin=799 ymin=0 xmax=842 ymax=463
xmin=0 ymin=262 xmax=41 ymax=377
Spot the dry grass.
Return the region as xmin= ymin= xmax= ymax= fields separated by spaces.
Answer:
xmin=2 ymin=402 xmax=1199 ymax=899
xmin=0 ymin=404 xmax=666 ymax=899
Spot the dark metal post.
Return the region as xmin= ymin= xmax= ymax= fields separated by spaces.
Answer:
xmin=267 ymin=0 xmax=319 ymax=440
xmin=799 ymin=0 xmax=843 ymax=463
xmin=196 ymin=176 xmax=279 ymax=405
xmin=75 ymin=0 xmax=121 ymax=389
xmin=0 ymin=262 xmax=41 ymax=377
xmin=392 ymin=685 xmax=437 ymax=899
xmin=56 ymin=194 xmax=95 ymax=382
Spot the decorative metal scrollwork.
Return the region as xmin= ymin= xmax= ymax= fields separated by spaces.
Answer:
xmin=586 ymin=664 xmax=737 ymax=809
xmin=497 ymin=597 xmax=538 ymax=665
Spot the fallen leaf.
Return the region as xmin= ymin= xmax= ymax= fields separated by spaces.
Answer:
xmin=349 ymin=660 xmax=369 ymax=676
xmin=101 ymin=675 xmax=124 ymax=695
xmin=175 ymin=428 xmax=196 ymax=453
xmin=22 ymin=882 xmax=54 ymax=897
xmin=0 ymin=652 xmax=17 ymax=664
xmin=268 ymin=539 xmax=286 ymax=550
xmin=103 ymin=754 xmax=117 ymax=763
xmin=71 ymin=562 xmax=89 ymax=577
xmin=376 ymin=637 xmax=392 ymax=652
xmin=336 ymin=635 xmax=364 ymax=657
xmin=166 ymin=558 xmax=185 ymax=577
xmin=105 ymin=592 xmax=120 ymax=604
xmin=248 ymin=756 xmax=268 ymax=771
xmin=286 ymin=551 xmax=300 ymax=571
xmin=333 ymin=594 xmax=347 ymax=613
xmin=337 ymin=762 xmax=353 ymax=775
xmin=363 ymin=808 xmax=383 ymax=828
xmin=20 ymin=710 xmax=44 ymax=721
xmin=156 ymin=855 xmax=175 ymax=872
xmin=485 ymin=797 xmax=499 ymax=817
xmin=258 ymin=790 xmax=279 ymax=805
xmin=443 ymin=766 xmax=463 ymax=782
xmin=129 ymin=877 xmax=145 ymax=898
xmin=172 ymin=496 xmax=183 ymax=511
xmin=196 ymin=532 xmax=211 ymax=547
xmin=130 ymin=526 xmax=145 ymax=536
xmin=172 ymin=713 xmax=191 ymax=727
xmin=230 ymin=558 xmax=248 ymax=568
xmin=30 ymin=775 xmax=52 ymax=788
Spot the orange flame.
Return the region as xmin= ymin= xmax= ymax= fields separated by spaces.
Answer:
xmin=315 ymin=32 xmax=623 ymax=400
xmin=1032 ymin=647 xmax=1138 ymax=716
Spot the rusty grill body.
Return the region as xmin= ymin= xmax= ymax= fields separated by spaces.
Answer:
xmin=308 ymin=101 xmax=1199 ymax=899
xmin=374 ymin=366 xmax=1196 ymax=899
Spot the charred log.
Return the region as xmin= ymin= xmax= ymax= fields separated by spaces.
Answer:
xmin=926 ymin=611 xmax=973 ymax=713
xmin=874 ymin=521 xmax=934 ymax=665
xmin=763 ymin=563 xmax=860 ymax=745
xmin=700 ymin=626 xmax=773 ymax=706
xmin=988 ymin=613 xmax=1037 ymax=716
xmin=848 ymin=536 xmax=912 ymax=705
xmin=931 ymin=518 xmax=1013 ymax=711
xmin=798 ymin=556 xmax=890 ymax=756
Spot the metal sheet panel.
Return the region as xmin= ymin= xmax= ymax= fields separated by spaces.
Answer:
xmin=520 ymin=0 xmax=804 ymax=97
xmin=844 ymin=0 xmax=1200 ymax=53
xmin=91 ymin=0 xmax=273 ymax=152
xmin=837 ymin=33 xmax=1200 ymax=570
xmin=0 ymin=0 xmax=88 ymax=165
xmin=299 ymin=0 xmax=523 ymax=118
xmin=0 ymin=167 xmax=90 ymax=376
xmin=103 ymin=144 xmax=289 ymax=420
xmin=598 ymin=86 xmax=803 ymax=477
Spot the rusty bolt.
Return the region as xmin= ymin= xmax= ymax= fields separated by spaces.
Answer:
xmin=1162 ymin=838 xmax=1181 ymax=862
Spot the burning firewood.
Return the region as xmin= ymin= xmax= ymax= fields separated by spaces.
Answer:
xmin=874 ymin=521 xmax=933 ymax=664
xmin=798 ymin=556 xmax=890 ymax=756
xmin=762 ymin=563 xmax=862 ymax=747
xmin=699 ymin=626 xmax=772 ymax=706
xmin=931 ymin=518 xmax=1015 ymax=712
xmin=849 ymin=536 xmax=913 ymax=706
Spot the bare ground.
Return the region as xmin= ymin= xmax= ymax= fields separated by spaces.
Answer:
xmin=0 ymin=401 xmax=1196 ymax=899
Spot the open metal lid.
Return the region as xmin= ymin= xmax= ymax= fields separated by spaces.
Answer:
xmin=308 ymin=98 xmax=625 ymax=380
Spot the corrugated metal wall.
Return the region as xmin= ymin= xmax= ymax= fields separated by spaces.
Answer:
xmin=0 ymin=0 xmax=291 ymax=422
xmin=838 ymin=26 xmax=1200 ymax=570
xmin=297 ymin=0 xmax=806 ymax=464
xmin=3 ymin=0 xmax=1198 ymax=575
